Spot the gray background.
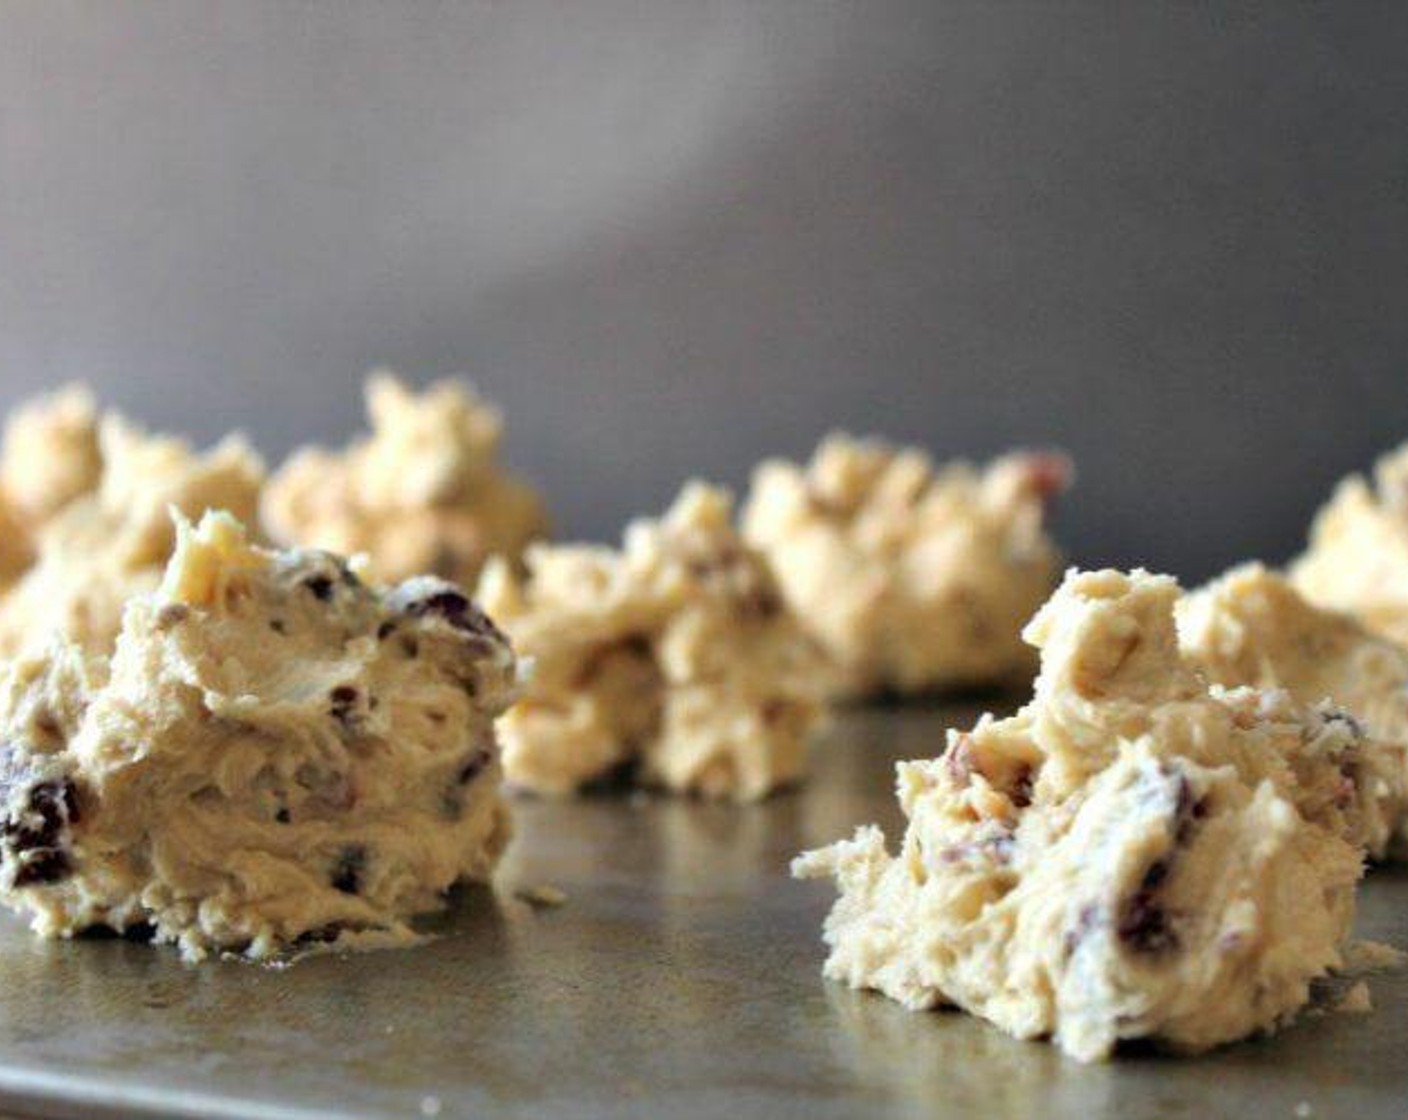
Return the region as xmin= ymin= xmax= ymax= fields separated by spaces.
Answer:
xmin=1 ymin=1 xmax=1406 ymax=582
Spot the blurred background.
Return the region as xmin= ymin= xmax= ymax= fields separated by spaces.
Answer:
xmin=1 ymin=1 xmax=1406 ymax=581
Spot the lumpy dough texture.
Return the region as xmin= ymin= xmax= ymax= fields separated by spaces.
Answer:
xmin=0 ymin=418 xmax=264 ymax=656
xmin=742 ymin=434 xmax=1069 ymax=699
xmin=0 ymin=510 xmax=516 ymax=960
xmin=0 ymin=385 xmax=104 ymax=589
xmin=0 ymin=384 xmax=103 ymax=526
xmin=794 ymin=569 xmax=1371 ymax=1062
xmin=1180 ymin=563 xmax=1408 ymax=858
xmin=1292 ymin=443 xmax=1408 ymax=645
xmin=263 ymin=374 xmax=547 ymax=587
xmin=478 ymin=483 xmax=827 ymax=801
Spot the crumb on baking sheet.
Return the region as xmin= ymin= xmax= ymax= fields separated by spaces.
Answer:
xmin=514 ymin=884 xmax=568 ymax=908
xmin=1335 ymin=980 xmax=1373 ymax=1014
xmin=1344 ymin=939 xmax=1407 ymax=973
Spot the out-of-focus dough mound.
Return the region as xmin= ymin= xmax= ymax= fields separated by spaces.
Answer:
xmin=263 ymin=373 xmax=547 ymax=586
xmin=1292 ymin=443 xmax=1408 ymax=645
xmin=0 ymin=418 xmax=265 ymax=656
xmin=795 ymin=568 xmax=1371 ymax=1062
xmin=0 ymin=510 xmax=517 ymax=960
xmin=0 ymin=494 xmax=34 ymax=594
xmin=479 ymin=482 xmax=827 ymax=802
xmin=1181 ymin=562 xmax=1408 ymax=857
xmin=0 ymin=384 xmax=104 ymax=590
xmin=742 ymin=433 xmax=1069 ymax=699
xmin=0 ymin=384 xmax=103 ymax=525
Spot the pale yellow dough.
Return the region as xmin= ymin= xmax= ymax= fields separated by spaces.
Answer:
xmin=742 ymin=434 xmax=1069 ymax=699
xmin=0 ymin=495 xmax=34 ymax=594
xmin=0 ymin=384 xmax=103 ymax=525
xmin=1292 ymin=443 xmax=1408 ymax=645
xmin=0 ymin=384 xmax=104 ymax=589
xmin=0 ymin=418 xmax=264 ymax=657
xmin=1180 ymin=562 xmax=1408 ymax=857
xmin=478 ymin=483 xmax=827 ymax=801
xmin=0 ymin=510 xmax=516 ymax=960
xmin=263 ymin=374 xmax=547 ymax=586
xmin=794 ymin=569 xmax=1371 ymax=1062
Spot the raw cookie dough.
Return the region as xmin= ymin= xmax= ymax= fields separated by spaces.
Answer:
xmin=478 ymin=483 xmax=827 ymax=801
xmin=794 ymin=569 xmax=1372 ymax=1062
xmin=0 ymin=510 xmax=516 ymax=960
xmin=1180 ymin=562 xmax=1408 ymax=857
xmin=0 ymin=384 xmax=102 ymax=525
xmin=0 ymin=418 xmax=264 ymax=657
xmin=1292 ymin=443 xmax=1408 ymax=645
xmin=263 ymin=373 xmax=547 ymax=586
xmin=0 ymin=385 xmax=104 ymax=589
xmin=742 ymin=434 xmax=1069 ymax=699
xmin=0 ymin=494 xmax=34 ymax=593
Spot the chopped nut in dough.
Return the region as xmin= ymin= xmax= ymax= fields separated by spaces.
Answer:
xmin=1292 ymin=443 xmax=1408 ymax=645
xmin=794 ymin=569 xmax=1371 ymax=1062
xmin=0 ymin=510 xmax=516 ymax=960
xmin=263 ymin=373 xmax=547 ymax=586
xmin=478 ymin=483 xmax=827 ymax=801
xmin=0 ymin=417 xmax=264 ymax=656
xmin=1180 ymin=562 xmax=1408 ymax=857
xmin=742 ymin=434 xmax=1069 ymax=699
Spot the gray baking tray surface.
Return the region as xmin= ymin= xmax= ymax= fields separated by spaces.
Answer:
xmin=0 ymin=705 xmax=1402 ymax=1119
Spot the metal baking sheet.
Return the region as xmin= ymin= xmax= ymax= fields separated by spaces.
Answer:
xmin=0 ymin=704 xmax=1403 ymax=1119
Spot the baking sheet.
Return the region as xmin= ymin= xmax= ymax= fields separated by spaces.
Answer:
xmin=0 ymin=704 xmax=1403 ymax=1120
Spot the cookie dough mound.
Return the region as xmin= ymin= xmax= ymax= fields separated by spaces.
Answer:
xmin=263 ymin=373 xmax=547 ymax=586
xmin=1181 ymin=563 xmax=1408 ymax=857
xmin=0 ymin=510 xmax=516 ymax=960
xmin=742 ymin=434 xmax=1069 ymax=699
xmin=479 ymin=483 xmax=827 ymax=801
xmin=1292 ymin=444 xmax=1408 ymax=645
xmin=794 ymin=569 xmax=1370 ymax=1062
xmin=0 ymin=418 xmax=264 ymax=657
xmin=0 ymin=385 xmax=104 ymax=590
xmin=0 ymin=384 xmax=102 ymax=525
xmin=0 ymin=494 xmax=35 ymax=593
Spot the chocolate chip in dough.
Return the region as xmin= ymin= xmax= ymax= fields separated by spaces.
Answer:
xmin=331 ymin=846 xmax=366 ymax=895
